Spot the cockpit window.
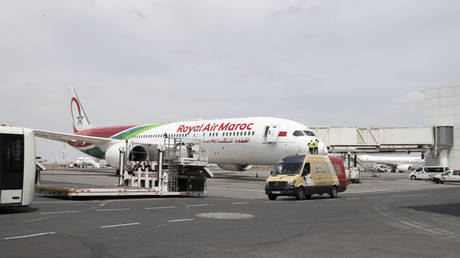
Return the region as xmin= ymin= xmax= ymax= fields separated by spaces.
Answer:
xmin=303 ymin=130 xmax=315 ymax=136
xmin=293 ymin=130 xmax=305 ymax=136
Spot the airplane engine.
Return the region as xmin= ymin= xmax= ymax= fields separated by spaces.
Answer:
xmin=396 ymin=165 xmax=412 ymax=173
xmin=217 ymin=163 xmax=252 ymax=171
xmin=105 ymin=143 xmax=149 ymax=170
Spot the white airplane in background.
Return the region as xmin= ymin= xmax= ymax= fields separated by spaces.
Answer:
xmin=71 ymin=157 xmax=100 ymax=168
xmin=357 ymin=153 xmax=424 ymax=172
xmin=34 ymin=88 xmax=328 ymax=171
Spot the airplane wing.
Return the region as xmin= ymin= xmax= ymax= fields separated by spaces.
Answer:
xmin=33 ymin=129 xmax=117 ymax=145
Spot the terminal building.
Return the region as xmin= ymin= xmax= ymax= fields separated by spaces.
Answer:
xmin=424 ymin=85 xmax=460 ymax=168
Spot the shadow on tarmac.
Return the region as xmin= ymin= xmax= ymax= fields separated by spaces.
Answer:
xmin=407 ymin=203 xmax=460 ymax=217
xmin=267 ymin=195 xmax=342 ymax=201
xmin=0 ymin=206 xmax=38 ymax=214
xmin=212 ymin=172 xmax=267 ymax=181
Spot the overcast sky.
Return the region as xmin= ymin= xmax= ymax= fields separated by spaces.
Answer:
xmin=1 ymin=0 xmax=459 ymax=161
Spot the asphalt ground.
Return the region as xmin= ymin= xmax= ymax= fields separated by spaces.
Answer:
xmin=1 ymin=169 xmax=460 ymax=257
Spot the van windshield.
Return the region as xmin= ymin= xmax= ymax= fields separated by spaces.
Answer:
xmin=273 ymin=162 xmax=303 ymax=175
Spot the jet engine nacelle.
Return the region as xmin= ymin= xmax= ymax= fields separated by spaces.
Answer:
xmin=396 ymin=165 xmax=412 ymax=173
xmin=217 ymin=163 xmax=252 ymax=171
xmin=105 ymin=142 xmax=149 ymax=170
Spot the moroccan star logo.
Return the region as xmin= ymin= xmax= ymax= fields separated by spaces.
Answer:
xmin=77 ymin=114 xmax=84 ymax=125
xmin=71 ymin=97 xmax=84 ymax=129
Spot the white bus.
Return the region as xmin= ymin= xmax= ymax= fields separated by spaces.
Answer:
xmin=0 ymin=126 xmax=36 ymax=206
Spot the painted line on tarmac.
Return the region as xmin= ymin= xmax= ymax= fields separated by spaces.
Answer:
xmin=39 ymin=210 xmax=79 ymax=215
xmin=367 ymin=196 xmax=381 ymax=199
xmin=145 ymin=206 xmax=177 ymax=210
xmin=187 ymin=204 xmax=214 ymax=208
xmin=208 ymin=187 xmax=264 ymax=193
xmin=24 ymin=215 xmax=58 ymax=223
xmin=232 ymin=201 xmax=250 ymax=205
xmin=389 ymin=194 xmax=427 ymax=198
xmin=4 ymin=232 xmax=56 ymax=240
xmin=100 ymin=222 xmax=140 ymax=229
xmin=33 ymin=198 xmax=167 ymax=204
xmin=374 ymin=205 xmax=457 ymax=238
xmin=96 ymin=208 xmax=130 ymax=212
xmin=168 ymin=219 xmax=195 ymax=223
xmin=397 ymin=220 xmax=456 ymax=237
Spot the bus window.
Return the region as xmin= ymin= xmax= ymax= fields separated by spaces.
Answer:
xmin=0 ymin=134 xmax=24 ymax=190
xmin=425 ymin=167 xmax=444 ymax=173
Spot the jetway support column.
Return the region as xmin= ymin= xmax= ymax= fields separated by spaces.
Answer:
xmin=439 ymin=148 xmax=449 ymax=167
xmin=347 ymin=153 xmax=351 ymax=168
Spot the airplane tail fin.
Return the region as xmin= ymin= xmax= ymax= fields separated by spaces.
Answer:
xmin=68 ymin=87 xmax=93 ymax=133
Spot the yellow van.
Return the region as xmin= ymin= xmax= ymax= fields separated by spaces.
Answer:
xmin=265 ymin=154 xmax=347 ymax=200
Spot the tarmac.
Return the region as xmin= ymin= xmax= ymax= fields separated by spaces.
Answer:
xmin=1 ymin=169 xmax=460 ymax=257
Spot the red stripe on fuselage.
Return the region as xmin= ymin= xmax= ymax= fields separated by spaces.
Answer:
xmin=68 ymin=125 xmax=138 ymax=147
xmin=76 ymin=125 xmax=137 ymax=138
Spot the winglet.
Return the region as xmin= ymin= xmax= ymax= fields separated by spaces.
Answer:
xmin=68 ymin=87 xmax=92 ymax=133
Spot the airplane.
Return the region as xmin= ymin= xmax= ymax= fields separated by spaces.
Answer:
xmin=34 ymin=87 xmax=328 ymax=171
xmin=71 ymin=157 xmax=101 ymax=168
xmin=357 ymin=153 xmax=425 ymax=172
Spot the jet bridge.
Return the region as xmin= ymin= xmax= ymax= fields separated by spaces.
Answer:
xmin=309 ymin=126 xmax=453 ymax=152
xmin=309 ymin=126 xmax=454 ymax=166
xmin=309 ymin=126 xmax=454 ymax=167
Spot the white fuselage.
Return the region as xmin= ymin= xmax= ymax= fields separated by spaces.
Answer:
xmin=106 ymin=117 xmax=326 ymax=166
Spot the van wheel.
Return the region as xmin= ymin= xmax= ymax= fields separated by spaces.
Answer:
xmin=410 ymin=175 xmax=416 ymax=180
xmin=305 ymin=194 xmax=312 ymax=200
xmin=330 ymin=186 xmax=338 ymax=198
xmin=268 ymin=194 xmax=277 ymax=201
xmin=296 ymin=187 xmax=306 ymax=200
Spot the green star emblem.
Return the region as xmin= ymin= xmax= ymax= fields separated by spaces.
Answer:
xmin=77 ymin=115 xmax=84 ymax=125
